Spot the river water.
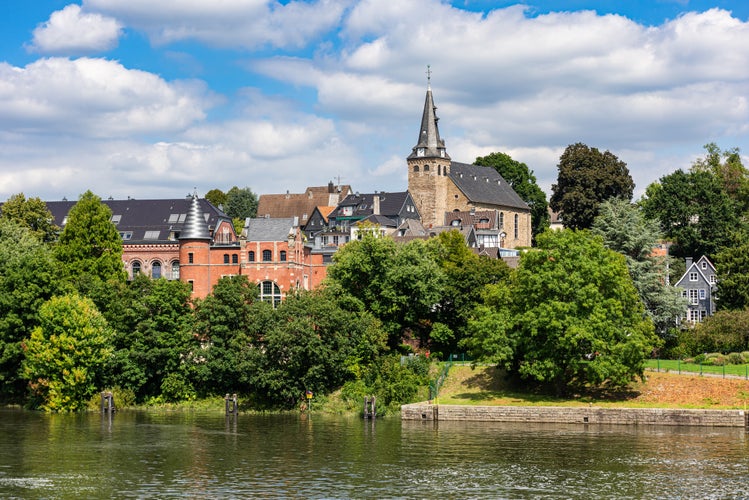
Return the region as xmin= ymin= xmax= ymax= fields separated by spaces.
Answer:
xmin=0 ymin=408 xmax=747 ymax=498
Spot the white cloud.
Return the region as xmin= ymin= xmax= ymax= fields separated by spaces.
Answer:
xmin=29 ymin=4 xmax=123 ymax=55
xmin=0 ymin=58 xmax=214 ymax=138
xmin=83 ymin=0 xmax=349 ymax=49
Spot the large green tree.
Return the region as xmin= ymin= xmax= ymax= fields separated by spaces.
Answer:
xmin=54 ymin=190 xmax=126 ymax=289
xmin=0 ymin=220 xmax=62 ymax=402
xmin=714 ymin=239 xmax=749 ymax=311
xmin=225 ymin=186 xmax=258 ymax=219
xmin=640 ymin=169 xmax=738 ymax=260
xmin=691 ymin=143 xmax=749 ymax=212
xmin=22 ymin=294 xmax=113 ymax=412
xmin=591 ymin=198 xmax=685 ymax=338
xmin=550 ymin=143 xmax=634 ymax=230
xmin=205 ymin=188 xmax=228 ymax=210
xmin=0 ymin=193 xmax=58 ymax=242
xmin=509 ymin=230 xmax=657 ymax=394
xmin=474 ymin=152 xmax=550 ymax=241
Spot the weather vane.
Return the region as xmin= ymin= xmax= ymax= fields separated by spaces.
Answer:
xmin=426 ymin=65 xmax=432 ymax=87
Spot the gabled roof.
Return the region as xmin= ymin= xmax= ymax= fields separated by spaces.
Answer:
xmin=332 ymin=191 xmax=415 ymax=220
xmin=449 ymin=162 xmax=529 ymax=211
xmin=45 ymin=197 xmax=230 ymax=244
xmin=444 ymin=209 xmax=498 ymax=229
xmin=396 ymin=218 xmax=428 ymax=237
xmin=313 ymin=206 xmax=336 ymax=224
xmin=244 ymin=217 xmax=296 ymax=242
xmin=361 ymin=214 xmax=397 ymax=227
xmin=257 ymin=184 xmax=352 ymax=223
xmin=675 ymin=256 xmax=717 ymax=287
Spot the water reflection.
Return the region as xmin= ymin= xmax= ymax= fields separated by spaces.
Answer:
xmin=0 ymin=408 xmax=747 ymax=498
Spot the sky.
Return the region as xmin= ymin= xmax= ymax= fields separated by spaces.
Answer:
xmin=0 ymin=0 xmax=748 ymax=202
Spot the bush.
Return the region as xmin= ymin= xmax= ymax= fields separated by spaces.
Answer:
xmin=728 ymin=352 xmax=744 ymax=365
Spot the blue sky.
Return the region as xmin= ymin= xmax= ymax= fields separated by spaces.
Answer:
xmin=0 ymin=1 xmax=748 ymax=202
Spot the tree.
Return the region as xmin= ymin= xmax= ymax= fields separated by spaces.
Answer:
xmin=474 ymin=152 xmax=550 ymax=241
xmin=691 ymin=143 xmax=749 ymax=212
xmin=0 ymin=220 xmax=62 ymax=402
xmin=591 ymin=198 xmax=685 ymax=339
xmin=427 ymin=230 xmax=510 ymax=356
xmin=22 ymin=294 xmax=113 ymax=412
xmin=225 ymin=186 xmax=258 ymax=219
xmin=0 ymin=193 xmax=58 ymax=242
xmin=509 ymin=230 xmax=657 ymax=394
xmin=54 ymin=190 xmax=126 ymax=288
xmin=205 ymin=189 xmax=228 ymax=210
xmin=550 ymin=143 xmax=634 ymax=230
xmin=640 ymin=170 xmax=738 ymax=260
xmin=103 ymin=275 xmax=194 ymax=402
xmin=461 ymin=283 xmax=515 ymax=368
xmin=714 ymin=239 xmax=749 ymax=311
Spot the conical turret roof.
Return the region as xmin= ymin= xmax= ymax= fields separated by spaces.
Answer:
xmin=179 ymin=192 xmax=212 ymax=240
xmin=408 ymin=78 xmax=449 ymax=160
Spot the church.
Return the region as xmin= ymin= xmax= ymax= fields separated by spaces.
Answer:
xmin=406 ymin=79 xmax=532 ymax=249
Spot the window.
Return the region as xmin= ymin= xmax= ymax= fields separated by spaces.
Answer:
xmin=701 ymin=261 xmax=707 ymax=270
xmin=689 ymin=310 xmax=700 ymax=322
xmin=232 ymin=254 xmax=238 ymax=264
xmin=689 ymin=289 xmax=698 ymax=305
xmin=280 ymin=251 xmax=287 ymax=262
xmin=709 ymin=275 xmax=716 ymax=284
xmin=499 ymin=212 xmax=504 ymax=228
xmin=689 ymin=272 xmax=698 ymax=282
xmin=119 ymin=231 xmax=132 ymax=240
xmin=152 ymin=261 xmax=162 ymax=279
xmin=144 ymin=230 xmax=160 ymax=240
xmin=168 ymin=214 xmax=179 ymax=223
xmin=223 ymin=254 xmax=230 ymax=264
xmin=438 ymin=165 xmax=442 ymax=175
xmin=259 ymin=281 xmax=282 ymax=307
xmin=111 ymin=214 xmax=121 ymax=224
xmin=171 ymin=261 xmax=179 ymax=280
xmin=249 ymin=251 xmax=255 ymax=262
xmin=424 ymin=165 xmax=430 ymax=172
xmin=132 ymin=261 xmax=141 ymax=277
xmin=188 ymin=253 xmax=194 ymax=264
xmin=514 ymin=214 xmax=519 ymax=239
xmin=262 ymin=249 xmax=272 ymax=262
xmin=699 ymin=289 xmax=706 ymax=300
xmin=413 ymin=165 xmax=419 ymax=172
xmin=188 ymin=280 xmax=194 ymax=292
xmin=681 ymin=290 xmax=687 ymax=298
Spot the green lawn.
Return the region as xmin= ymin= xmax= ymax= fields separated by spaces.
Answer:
xmin=646 ymin=359 xmax=749 ymax=379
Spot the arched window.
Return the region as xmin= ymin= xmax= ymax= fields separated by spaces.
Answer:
xmin=171 ymin=261 xmax=180 ymax=280
xmin=424 ymin=165 xmax=430 ymax=172
xmin=223 ymin=254 xmax=230 ymax=264
xmin=152 ymin=261 xmax=162 ymax=279
xmin=259 ymin=281 xmax=282 ymax=307
xmin=249 ymin=251 xmax=255 ymax=262
xmin=438 ymin=165 xmax=442 ymax=175
xmin=514 ymin=214 xmax=519 ymax=239
xmin=232 ymin=254 xmax=238 ymax=264
xmin=262 ymin=249 xmax=272 ymax=262
xmin=280 ymin=250 xmax=287 ymax=262
xmin=413 ymin=165 xmax=419 ymax=173
xmin=131 ymin=261 xmax=141 ymax=278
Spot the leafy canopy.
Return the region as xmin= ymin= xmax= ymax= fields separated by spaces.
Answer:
xmin=0 ymin=193 xmax=58 ymax=242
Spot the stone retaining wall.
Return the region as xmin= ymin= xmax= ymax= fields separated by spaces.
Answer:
xmin=401 ymin=403 xmax=748 ymax=428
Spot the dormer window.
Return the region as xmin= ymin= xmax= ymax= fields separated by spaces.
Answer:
xmin=451 ymin=219 xmax=461 ymax=227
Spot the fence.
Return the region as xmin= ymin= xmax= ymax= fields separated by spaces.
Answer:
xmin=648 ymin=359 xmax=749 ymax=379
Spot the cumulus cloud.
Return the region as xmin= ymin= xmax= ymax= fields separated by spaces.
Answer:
xmin=82 ymin=0 xmax=348 ymax=49
xmin=29 ymin=4 xmax=123 ymax=55
xmin=0 ymin=58 xmax=214 ymax=137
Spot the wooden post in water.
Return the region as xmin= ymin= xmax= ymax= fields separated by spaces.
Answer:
xmin=363 ymin=396 xmax=376 ymax=419
xmin=225 ymin=393 xmax=238 ymax=415
xmin=100 ymin=391 xmax=115 ymax=413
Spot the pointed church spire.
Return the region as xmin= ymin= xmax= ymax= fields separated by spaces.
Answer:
xmin=409 ymin=66 xmax=449 ymax=160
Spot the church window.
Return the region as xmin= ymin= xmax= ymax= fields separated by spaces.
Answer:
xmin=152 ymin=261 xmax=162 ymax=279
xmin=424 ymin=165 xmax=430 ymax=172
xmin=514 ymin=214 xmax=519 ymax=239
xmin=413 ymin=165 xmax=419 ymax=173
xmin=438 ymin=165 xmax=442 ymax=175
xmin=263 ymin=249 xmax=272 ymax=261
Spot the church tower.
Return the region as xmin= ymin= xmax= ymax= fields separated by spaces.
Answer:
xmin=407 ymin=69 xmax=451 ymax=228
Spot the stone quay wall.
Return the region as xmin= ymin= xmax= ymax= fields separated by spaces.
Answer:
xmin=401 ymin=404 xmax=748 ymax=428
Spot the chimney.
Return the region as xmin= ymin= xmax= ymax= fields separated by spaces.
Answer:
xmin=373 ymin=194 xmax=380 ymax=215
xmin=686 ymin=257 xmax=693 ymax=268
xmin=328 ymin=180 xmax=335 ymax=193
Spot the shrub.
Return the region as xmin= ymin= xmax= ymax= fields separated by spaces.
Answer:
xmin=728 ymin=352 xmax=744 ymax=365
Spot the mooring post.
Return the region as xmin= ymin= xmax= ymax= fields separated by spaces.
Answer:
xmin=225 ymin=393 xmax=238 ymax=415
xmin=100 ymin=391 xmax=114 ymax=413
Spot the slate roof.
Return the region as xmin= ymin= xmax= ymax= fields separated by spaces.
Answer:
xmin=449 ymin=162 xmax=529 ymax=211
xmin=244 ymin=217 xmax=296 ymax=242
xmin=332 ymin=191 xmax=414 ymax=220
xmin=361 ymin=214 xmax=398 ymax=227
xmin=44 ymin=197 xmax=230 ymax=244
xmin=408 ymin=87 xmax=450 ymax=160
xmin=444 ymin=209 xmax=499 ymax=229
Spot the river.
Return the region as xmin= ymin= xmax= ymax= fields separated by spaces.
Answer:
xmin=0 ymin=408 xmax=747 ymax=498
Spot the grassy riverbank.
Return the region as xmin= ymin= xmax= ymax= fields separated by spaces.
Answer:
xmin=435 ymin=364 xmax=749 ymax=410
